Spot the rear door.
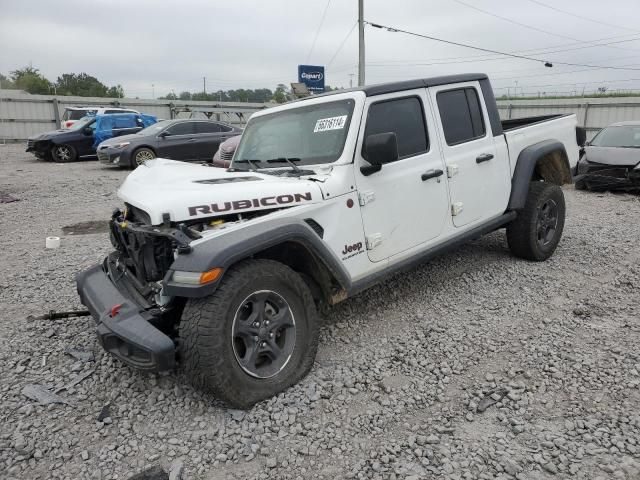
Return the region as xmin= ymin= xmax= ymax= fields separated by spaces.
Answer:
xmin=193 ymin=122 xmax=231 ymax=160
xmin=355 ymin=90 xmax=449 ymax=262
xmin=156 ymin=121 xmax=197 ymax=160
xmin=428 ymin=82 xmax=511 ymax=227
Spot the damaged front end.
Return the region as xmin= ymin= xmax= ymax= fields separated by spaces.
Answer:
xmin=76 ymin=207 xmax=201 ymax=371
xmin=575 ymin=159 xmax=640 ymax=192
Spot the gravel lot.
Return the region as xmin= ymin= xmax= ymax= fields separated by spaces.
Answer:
xmin=1 ymin=143 xmax=640 ymax=480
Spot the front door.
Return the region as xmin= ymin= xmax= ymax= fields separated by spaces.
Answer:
xmin=428 ymin=82 xmax=510 ymax=227
xmin=156 ymin=121 xmax=197 ymax=160
xmin=355 ymin=90 xmax=449 ymax=262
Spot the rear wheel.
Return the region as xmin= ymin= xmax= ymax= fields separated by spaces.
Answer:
xmin=51 ymin=144 xmax=76 ymax=163
xmin=132 ymin=147 xmax=155 ymax=168
xmin=507 ymin=182 xmax=566 ymax=261
xmin=574 ymin=178 xmax=587 ymax=190
xmin=179 ymin=259 xmax=319 ymax=408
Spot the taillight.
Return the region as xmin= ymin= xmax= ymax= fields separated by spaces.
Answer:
xmin=66 ymin=121 xmax=73 ymax=128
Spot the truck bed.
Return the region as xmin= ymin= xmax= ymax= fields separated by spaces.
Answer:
xmin=501 ymin=114 xmax=569 ymax=132
xmin=502 ymin=113 xmax=579 ymax=176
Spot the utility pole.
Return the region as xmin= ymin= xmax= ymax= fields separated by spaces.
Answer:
xmin=358 ymin=0 xmax=365 ymax=86
xmin=349 ymin=73 xmax=355 ymax=88
xmin=203 ymin=77 xmax=206 ymax=96
xmin=151 ymin=83 xmax=155 ymax=100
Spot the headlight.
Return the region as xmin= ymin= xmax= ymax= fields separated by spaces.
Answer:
xmin=113 ymin=142 xmax=130 ymax=149
xmin=172 ymin=268 xmax=222 ymax=285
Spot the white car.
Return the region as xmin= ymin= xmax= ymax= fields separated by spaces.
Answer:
xmin=77 ymin=73 xmax=581 ymax=408
xmin=61 ymin=106 xmax=140 ymax=128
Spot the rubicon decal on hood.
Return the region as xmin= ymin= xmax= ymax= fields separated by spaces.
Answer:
xmin=188 ymin=192 xmax=313 ymax=216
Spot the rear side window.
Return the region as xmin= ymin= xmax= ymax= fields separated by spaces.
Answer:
xmin=437 ymin=88 xmax=486 ymax=145
xmin=363 ymin=96 xmax=428 ymax=161
xmin=166 ymin=122 xmax=195 ymax=135
xmin=63 ymin=109 xmax=91 ymax=121
xmin=105 ymin=109 xmax=137 ymax=114
xmin=195 ymin=122 xmax=222 ymax=134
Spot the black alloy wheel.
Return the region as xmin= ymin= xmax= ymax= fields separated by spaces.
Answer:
xmin=231 ymin=290 xmax=296 ymax=379
xmin=536 ymin=198 xmax=559 ymax=248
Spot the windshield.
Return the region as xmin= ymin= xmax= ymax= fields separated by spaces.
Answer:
xmin=233 ymin=99 xmax=355 ymax=168
xmin=138 ymin=120 xmax=171 ymax=136
xmin=68 ymin=116 xmax=95 ymax=131
xmin=591 ymin=125 xmax=640 ymax=148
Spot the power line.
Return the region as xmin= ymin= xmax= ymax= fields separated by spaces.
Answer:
xmin=366 ymin=21 xmax=640 ymax=71
xmin=451 ymin=0 xmax=639 ymax=52
xmin=524 ymin=0 xmax=638 ymax=33
xmin=327 ymin=21 xmax=357 ymax=68
xmin=365 ymin=36 xmax=640 ymax=68
xmin=306 ymin=0 xmax=332 ymax=64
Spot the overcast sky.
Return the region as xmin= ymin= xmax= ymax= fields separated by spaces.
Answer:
xmin=2 ymin=0 xmax=640 ymax=98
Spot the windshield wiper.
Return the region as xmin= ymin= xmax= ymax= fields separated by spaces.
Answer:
xmin=266 ymin=157 xmax=302 ymax=173
xmin=233 ymin=159 xmax=262 ymax=171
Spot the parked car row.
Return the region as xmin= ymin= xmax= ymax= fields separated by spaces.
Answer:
xmin=27 ymin=108 xmax=243 ymax=168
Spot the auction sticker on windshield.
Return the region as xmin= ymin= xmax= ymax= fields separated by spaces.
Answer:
xmin=314 ymin=115 xmax=348 ymax=133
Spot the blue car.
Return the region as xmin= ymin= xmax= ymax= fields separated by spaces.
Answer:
xmin=26 ymin=113 xmax=157 ymax=162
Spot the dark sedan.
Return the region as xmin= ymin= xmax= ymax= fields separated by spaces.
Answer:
xmin=575 ymin=121 xmax=640 ymax=191
xmin=97 ymin=119 xmax=242 ymax=168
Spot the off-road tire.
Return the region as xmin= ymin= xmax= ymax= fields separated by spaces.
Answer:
xmin=51 ymin=144 xmax=77 ymax=163
xmin=131 ymin=147 xmax=156 ymax=169
xmin=507 ymin=181 xmax=566 ymax=261
xmin=179 ymin=259 xmax=319 ymax=409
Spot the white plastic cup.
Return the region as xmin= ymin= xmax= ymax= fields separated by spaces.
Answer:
xmin=45 ymin=236 xmax=60 ymax=249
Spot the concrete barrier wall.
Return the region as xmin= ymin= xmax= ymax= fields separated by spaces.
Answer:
xmin=0 ymin=91 xmax=270 ymax=141
xmin=496 ymin=97 xmax=640 ymax=140
xmin=3 ymin=91 xmax=640 ymax=142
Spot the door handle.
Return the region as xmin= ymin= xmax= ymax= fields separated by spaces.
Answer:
xmin=476 ymin=153 xmax=494 ymax=163
xmin=421 ymin=169 xmax=444 ymax=181
xmin=188 ymin=137 xmax=197 ymax=142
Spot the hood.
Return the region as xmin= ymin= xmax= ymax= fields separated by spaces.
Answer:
xmin=28 ymin=129 xmax=69 ymax=141
xmin=118 ymin=158 xmax=324 ymax=225
xmin=584 ymin=146 xmax=640 ymax=167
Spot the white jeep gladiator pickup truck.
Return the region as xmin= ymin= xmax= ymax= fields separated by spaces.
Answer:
xmin=77 ymin=73 xmax=583 ymax=408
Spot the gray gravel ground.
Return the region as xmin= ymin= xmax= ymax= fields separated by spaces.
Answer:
xmin=1 ymin=143 xmax=640 ymax=480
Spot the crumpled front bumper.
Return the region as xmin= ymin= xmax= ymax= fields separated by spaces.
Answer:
xmin=574 ymin=159 xmax=640 ymax=191
xmin=76 ymin=263 xmax=176 ymax=372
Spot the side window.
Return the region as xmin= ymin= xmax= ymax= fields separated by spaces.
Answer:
xmin=166 ymin=122 xmax=195 ymax=136
xmin=219 ymin=124 xmax=233 ymax=133
xmin=195 ymin=122 xmax=222 ymax=134
xmin=363 ymin=96 xmax=428 ymax=162
xmin=437 ymin=87 xmax=486 ymax=145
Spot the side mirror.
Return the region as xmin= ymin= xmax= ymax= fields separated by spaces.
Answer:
xmin=361 ymin=132 xmax=398 ymax=176
xmin=82 ymin=127 xmax=93 ymax=136
xmin=158 ymin=130 xmax=170 ymax=138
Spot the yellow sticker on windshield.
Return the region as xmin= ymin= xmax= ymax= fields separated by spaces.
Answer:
xmin=314 ymin=115 xmax=348 ymax=133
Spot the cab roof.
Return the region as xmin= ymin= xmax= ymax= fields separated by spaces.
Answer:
xmin=299 ymin=73 xmax=488 ymax=101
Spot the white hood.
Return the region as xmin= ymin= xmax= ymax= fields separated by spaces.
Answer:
xmin=118 ymin=159 xmax=324 ymax=225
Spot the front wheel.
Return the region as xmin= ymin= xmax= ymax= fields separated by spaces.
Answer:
xmin=51 ymin=144 xmax=76 ymax=163
xmin=131 ymin=147 xmax=156 ymax=168
xmin=507 ymin=182 xmax=566 ymax=261
xmin=179 ymin=259 xmax=319 ymax=408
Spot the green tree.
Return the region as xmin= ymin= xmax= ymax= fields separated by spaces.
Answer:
xmin=10 ymin=66 xmax=51 ymax=94
xmin=107 ymin=85 xmax=125 ymax=98
xmin=179 ymin=91 xmax=192 ymax=100
xmin=55 ymin=73 xmax=109 ymax=97
xmin=0 ymin=73 xmax=16 ymax=89
xmin=273 ymin=84 xmax=288 ymax=103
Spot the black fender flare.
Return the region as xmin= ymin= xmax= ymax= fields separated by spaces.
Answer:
xmin=163 ymin=217 xmax=351 ymax=298
xmin=507 ymin=139 xmax=570 ymax=211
